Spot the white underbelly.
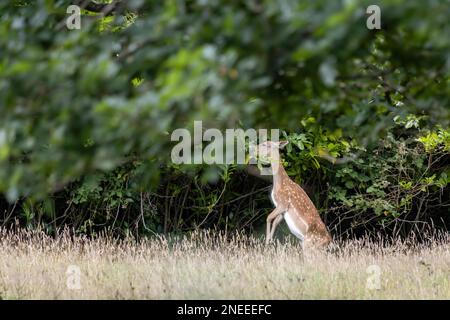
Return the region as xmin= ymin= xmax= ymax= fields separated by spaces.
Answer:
xmin=284 ymin=211 xmax=304 ymax=241
xmin=270 ymin=189 xmax=277 ymax=206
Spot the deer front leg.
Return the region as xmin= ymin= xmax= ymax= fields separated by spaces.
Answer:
xmin=266 ymin=207 xmax=283 ymax=244
xmin=269 ymin=214 xmax=284 ymax=240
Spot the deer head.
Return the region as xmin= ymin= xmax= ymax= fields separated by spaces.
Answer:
xmin=255 ymin=140 xmax=289 ymax=164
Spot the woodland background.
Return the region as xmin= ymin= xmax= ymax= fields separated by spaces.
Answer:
xmin=0 ymin=0 xmax=449 ymax=239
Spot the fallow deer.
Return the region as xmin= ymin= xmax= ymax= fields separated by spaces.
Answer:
xmin=256 ymin=140 xmax=332 ymax=249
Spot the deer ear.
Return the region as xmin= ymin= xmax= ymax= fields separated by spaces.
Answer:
xmin=278 ymin=140 xmax=289 ymax=149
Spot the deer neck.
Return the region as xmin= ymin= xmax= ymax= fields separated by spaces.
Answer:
xmin=270 ymin=152 xmax=288 ymax=189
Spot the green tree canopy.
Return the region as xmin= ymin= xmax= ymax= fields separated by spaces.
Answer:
xmin=0 ymin=0 xmax=449 ymax=201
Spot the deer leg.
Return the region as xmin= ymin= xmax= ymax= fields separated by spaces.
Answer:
xmin=269 ymin=214 xmax=284 ymax=240
xmin=266 ymin=207 xmax=283 ymax=244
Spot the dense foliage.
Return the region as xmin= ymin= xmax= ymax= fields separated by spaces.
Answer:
xmin=0 ymin=0 xmax=449 ymax=238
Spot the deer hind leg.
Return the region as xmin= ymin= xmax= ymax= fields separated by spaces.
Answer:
xmin=302 ymin=236 xmax=312 ymax=251
xmin=302 ymin=234 xmax=328 ymax=252
xmin=265 ymin=207 xmax=283 ymax=244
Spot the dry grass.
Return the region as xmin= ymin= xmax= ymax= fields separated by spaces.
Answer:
xmin=0 ymin=228 xmax=449 ymax=299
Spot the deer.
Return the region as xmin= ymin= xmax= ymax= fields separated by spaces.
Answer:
xmin=255 ymin=140 xmax=332 ymax=250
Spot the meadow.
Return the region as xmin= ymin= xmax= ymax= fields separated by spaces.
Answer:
xmin=0 ymin=229 xmax=448 ymax=299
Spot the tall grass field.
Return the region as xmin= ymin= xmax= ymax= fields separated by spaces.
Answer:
xmin=0 ymin=229 xmax=448 ymax=299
